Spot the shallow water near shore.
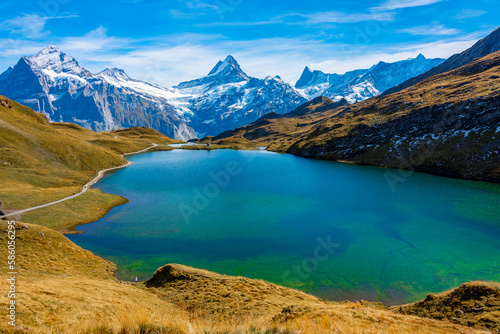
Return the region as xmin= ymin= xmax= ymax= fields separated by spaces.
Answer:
xmin=68 ymin=149 xmax=500 ymax=305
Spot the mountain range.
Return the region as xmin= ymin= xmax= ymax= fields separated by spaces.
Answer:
xmin=295 ymin=54 xmax=445 ymax=102
xmin=0 ymin=46 xmax=197 ymax=140
xmin=0 ymin=46 xmax=457 ymax=139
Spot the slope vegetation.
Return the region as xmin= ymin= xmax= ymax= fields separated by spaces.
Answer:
xmin=0 ymin=96 xmax=176 ymax=231
xmin=393 ymin=281 xmax=500 ymax=331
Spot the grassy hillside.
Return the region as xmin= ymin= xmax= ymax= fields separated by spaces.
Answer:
xmin=0 ymin=221 xmax=491 ymax=334
xmin=210 ymin=50 xmax=500 ymax=182
xmin=0 ymin=96 xmax=176 ymax=231
xmin=393 ymin=281 xmax=500 ymax=330
xmin=0 ymin=222 xmax=192 ymax=333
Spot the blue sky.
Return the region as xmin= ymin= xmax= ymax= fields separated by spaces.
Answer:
xmin=0 ymin=0 xmax=498 ymax=86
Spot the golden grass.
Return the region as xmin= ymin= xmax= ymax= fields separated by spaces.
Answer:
xmin=0 ymin=83 xmax=498 ymax=333
xmin=20 ymin=189 xmax=128 ymax=233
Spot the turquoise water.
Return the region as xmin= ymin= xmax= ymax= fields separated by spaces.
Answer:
xmin=68 ymin=149 xmax=500 ymax=305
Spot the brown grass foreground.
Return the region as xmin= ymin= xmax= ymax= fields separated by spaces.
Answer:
xmin=0 ymin=222 xmax=495 ymax=334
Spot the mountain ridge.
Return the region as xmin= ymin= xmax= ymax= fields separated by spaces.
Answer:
xmin=383 ymin=27 xmax=500 ymax=96
xmin=295 ymin=54 xmax=445 ymax=102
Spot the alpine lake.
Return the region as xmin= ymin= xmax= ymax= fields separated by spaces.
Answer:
xmin=68 ymin=149 xmax=500 ymax=305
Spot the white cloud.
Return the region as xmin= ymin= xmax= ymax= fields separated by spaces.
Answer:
xmin=195 ymin=20 xmax=282 ymax=27
xmin=372 ymin=0 xmax=443 ymax=11
xmin=299 ymin=10 xmax=396 ymax=24
xmin=400 ymin=24 xmax=460 ymax=36
xmin=60 ymin=26 xmax=132 ymax=53
xmin=185 ymin=9 xmax=395 ymax=27
xmin=0 ymin=39 xmax=49 ymax=58
xmin=184 ymin=0 xmax=219 ymax=10
xmin=0 ymin=13 xmax=77 ymax=40
xmin=0 ymin=14 xmax=49 ymax=39
xmin=168 ymin=0 xmax=222 ymax=19
xmin=455 ymin=9 xmax=486 ymax=20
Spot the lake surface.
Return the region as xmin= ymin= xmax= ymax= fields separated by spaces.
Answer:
xmin=68 ymin=149 xmax=500 ymax=305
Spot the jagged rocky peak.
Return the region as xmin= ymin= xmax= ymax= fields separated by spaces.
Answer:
xmin=27 ymin=45 xmax=86 ymax=75
xmin=98 ymin=68 xmax=131 ymax=81
xmin=206 ymin=55 xmax=250 ymax=82
xmin=0 ymin=45 xmax=197 ymax=141
xmin=295 ymin=66 xmax=330 ymax=89
xmin=263 ymin=75 xmax=284 ymax=83
xmin=176 ymin=55 xmax=250 ymax=89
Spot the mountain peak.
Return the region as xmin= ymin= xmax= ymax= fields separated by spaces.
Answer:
xmin=98 ymin=68 xmax=131 ymax=81
xmin=37 ymin=45 xmax=62 ymax=56
xmin=176 ymin=55 xmax=250 ymax=89
xmin=224 ymin=55 xmax=237 ymax=64
xmin=28 ymin=46 xmax=90 ymax=77
xmin=207 ymin=55 xmax=247 ymax=78
xmin=383 ymin=27 xmax=500 ymax=96
xmin=295 ymin=66 xmax=329 ymax=89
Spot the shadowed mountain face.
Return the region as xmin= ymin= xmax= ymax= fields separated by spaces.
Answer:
xmin=295 ymin=54 xmax=445 ymax=102
xmin=209 ymin=28 xmax=500 ymax=183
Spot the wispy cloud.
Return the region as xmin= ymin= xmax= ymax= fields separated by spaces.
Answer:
xmin=195 ymin=20 xmax=282 ymax=27
xmin=60 ymin=26 xmax=133 ymax=55
xmin=455 ymin=9 xmax=486 ymax=20
xmin=61 ymin=30 xmax=479 ymax=86
xmin=0 ymin=14 xmax=49 ymax=39
xmin=193 ymin=10 xmax=396 ymax=27
xmin=169 ymin=9 xmax=207 ymax=19
xmin=298 ymin=10 xmax=396 ymax=24
xmin=400 ymin=24 xmax=460 ymax=36
xmin=169 ymin=0 xmax=224 ymax=19
xmin=0 ymin=13 xmax=77 ymax=40
xmin=184 ymin=0 xmax=218 ymax=10
xmin=371 ymin=0 xmax=443 ymax=11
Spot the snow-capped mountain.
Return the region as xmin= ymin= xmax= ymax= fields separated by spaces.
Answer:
xmin=0 ymin=50 xmax=306 ymax=139
xmin=295 ymin=54 xmax=445 ymax=102
xmin=0 ymin=47 xmax=447 ymax=139
xmin=0 ymin=46 xmax=197 ymax=140
xmin=173 ymin=56 xmax=307 ymax=136
xmin=177 ymin=55 xmax=250 ymax=90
